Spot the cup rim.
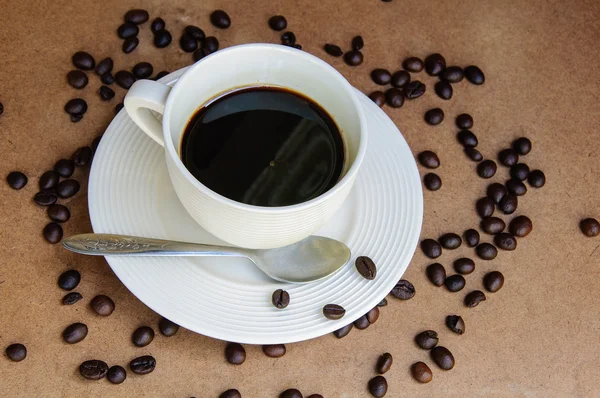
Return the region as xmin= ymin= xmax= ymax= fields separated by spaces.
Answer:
xmin=162 ymin=43 xmax=368 ymax=213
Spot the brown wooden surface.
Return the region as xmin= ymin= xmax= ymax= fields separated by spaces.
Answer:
xmin=1 ymin=0 xmax=599 ymax=396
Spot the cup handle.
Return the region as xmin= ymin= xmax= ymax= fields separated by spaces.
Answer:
xmin=124 ymin=80 xmax=172 ymax=147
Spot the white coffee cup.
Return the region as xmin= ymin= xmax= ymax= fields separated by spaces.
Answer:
xmin=124 ymin=43 xmax=367 ymax=249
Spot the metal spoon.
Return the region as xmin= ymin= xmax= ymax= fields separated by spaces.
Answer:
xmin=62 ymin=233 xmax=351 ymax=284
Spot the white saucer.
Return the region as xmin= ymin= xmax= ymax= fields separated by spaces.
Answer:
xmin=89 ymin=68 xmax=423 ymax=344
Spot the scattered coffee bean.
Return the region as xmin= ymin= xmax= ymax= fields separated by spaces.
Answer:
xmin=421 ymin=239 xmax=442 ymax=258
xmin=98 ymin=85 xmax=115 ymax=101
xmin=344 ymin=50 xmax=363 ymax=66
xmin=115 ymin=70 xmax=136 ymax=89
xmin=151 ymin=18 xmax=166 ymax=34
xmin=268 ymin=15 xmax=287 ymax=31
xmin=132 ymin=62 xmax=153 ymax=80
xmin=158 ymin=317 xmax=179 ymax=336
xmin=513 ymin=137 xmax=532 ymax=155
xmin=430 ymin=346 xmax=454 ymax=370
xmin=43 ymin=222 xmax=63 ymax=244
xmin=527 ymin=170 xmax=545 ymax=188
xmin=63 ymin=322 xmax=88 ymax=344
xmin=415 ymin=330 xmax=439 ymax=349
xmin=64 ymin=98 xmax=87 ymax=115
xmin=418 ymin=150 xmax=440 ymax=169
xmin=6 ymin=171 xmax=27 ymax=190
xmin=72 ymin=51 xmax=95 ymax=70
xmin=476 ymin=243 xmax=498 ymax=260
xmin=117 ymin=22 xmax=139 ymax=39
xmin=424 ymin=108 xmax=444 ymax=125
xmin=487 ymin=183 xmax=507 ymax=204
xmin=125 ymin=9 xmax=149 ymax=24
xmin=129 ymin=355 xmax=156 ymax=374
xmin=377 ymin=298 xmax=388 ymax=307
xmin=211 ymin=10 xmax=231 ymax=29
xmin=446 ymin=315 xmax=465 ymax=334
xmin=333 ymin=323 xmax=353 ymax=338
xmin=72 ymin=146 xmax=93 ymax=167
xmin=91 ymin=295 xmax=115 ymax=316
xmin=263 ymin=344 xmax=286 ymax=358
xmin=464 ymin=147 xmax=483 ymax=162
xmin=324 ymin=44 xmax=343 ymax=57
xmin=202 ymin=36 xmax=219 ymax=52
xmin=107 ymin=365 xmax=127 ymax=384
xmin=494 ymin=232 xmax=517 ymax=250
xmin=70 ymin=113 xmax=83 ymax=123
xmin=56 ymin=179 xmax=80 ymax=198
xmin=154 ymin=29 xmax=172 ymax=48
xmin=180 ymin=33 xmax=198 ymax=54
xmin=441 ymin=66 xmax=464 ymax=83
xmin=426 ymin=263 xmax=446 ymax=286
xmin=464 ymin=229 xmax=480 ymax=247
xmin=456 ymin=113 xmax=473 ymax=129
xmin=465 ymin=290 xmax=486 ymax=307
xmin=5 ymin=343 xmax=27 ymax=362
xmin=509 ymin=215 xmax=533 ymax=237
xmin=434 ymin=80 xmax=453 ymax=100
xmin=115 ymin=103 xmax=124 ymax=113
xmin=403 ymin=57 xmax=424 ymax=72
xmin=385 ymin=88 xmax=404 ymax=108
xmin=154 ymin=71 xmax=170 ymax=80
xmin=457 ymin=129 xmax=478 ymax=147
xmin=79 ymin=359 xmax=108 ymax=379
xmin=367 ymin=306 xmax=380 ymax=324
xmin=67 ymin=70 xmax=88 ymax=89
xmin=132 ymin=326 xmax=154 ymax=347
xmin=92 ymin=135 xmax=102 ymax=152
xmin=581 ymin=218 xmax=600 ymax=237
xmin=453 ymin=258 xmax=475 ymax=275
xmin=101 ymin=72 xmax=114 ymax=85
xmin=0 ymin=102 xmax=3 ymax=115
xmin=351 ymin=35 xmax=364 ymax=51
xmin=95 ymin=57 xmax=113 ymax=75
xmin=477 ymin=160 xmax=497 ymax=178
xmin=439 ymin=233 xmax=462 ymax=249
xmin=481 ymin=216 xmax=505 ymax=234
xmin=445 ymin=274 xmax=466 ymax=292
xmin=390 ymin=70 xmax=410 ymax=88
xmin=423 ymin=173 xmax=442 ymax=191
xmin=391 ymin=279 xmax=415 ymax=300
xmin=62 ymin=292 xmax=83 ymax=305
xmin=272 ymin=289 xmax=290 ymax=309
xmin=510 ymin=163 xmax=530 ymax=181
xmin=225 ymin=343 xmax=246 ymax=365
xmin=371 ymin=68 xmax=392 ymax=85
xmin=220 ymin=389 xmax=242 ymax=398
xmin=281 ymin=31 xmax=296 ymax=45
xmin=353 ymin=314 xmax=370 ymax=330
xmin=498 ymin=148 xmax=518 ymax=167
xmin=506 ymin=179 xmax=527 ymax=196
xmin=323 ymin=304 xmax=345 ymax=320
xmin=404 ymin=80 xmax=426 ymax=99
xmin=193 ymin=47 xmax=209 ymax=61
xmin=484 ymin=271 xmax=504 ymax=292
xmin=424 ymin=53 xmax=446 ymax=75
xmin=476 ymin=197 xmax=495 ymax=218
xmin=465 ymin=65 xmax=485 ymax=85
xmin=34 ymin=190 xmax=58 ymax=206
xmin=355 ymin=256 xmax=377 ymax=280
xmin=368 ymin=376 xmax=388 ymax=397
xmin=369 ymin=91 xmax=385 ymax=107
xmin=498 ymin=193 xmax=518 ymax=214
xmin=412 ymin=361 xmax=433 ymax=383
xmin=377 ymin=353 xmax=393 ymax=374
xmin=47 ymin=204 xmax=70 ymax=223
xmin=280 ymin=389 xmax=302 ymax=398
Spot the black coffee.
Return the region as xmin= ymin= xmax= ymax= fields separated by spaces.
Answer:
xmin=180 ymin=86 xmax=345 ymax=207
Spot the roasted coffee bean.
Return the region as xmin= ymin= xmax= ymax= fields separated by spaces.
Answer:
xmin=202 ymin=36 xmax=219 ymax=52
xmin=95 ymin=57 xmax=113 ymax=75
xmin=465 ymin=290 xmax=486 ymax=307
xmin=487 ymin=183 xmax=507 ymax=204
xmin=581 ymin=218 xmax=600 ymax=237
xmin=220 ymin=389 xmax=242 ymax=398
xmin=465 ymin=65 xmax=485 ymax=85
xmin=122 ymin=37 xmax=139 ymax=53
xmin=64 ymin=98 xmax=87 ymax=115
xmin=323 ymin=304 xmax=345 ymax=320
xmin=62 ymin=292 xmax=83 ymax=305
xmin=324 ymin=44 xmax=343 ymax=57
xmin=424 ymin=173 xmax=442 ymax=191
xmin=272 ymin=289 xmax=290 ymax=309
xmin=494 ymin=232 xmax=517 ymax=250
xmin=510 ymin=163 xmax=530 ymax=181
xmin=225 ymin=343 xmax=246 ymax=365
xmin=465 ymin=147 xmax=483 ymax=162
xmin=72 ymin=51 xmax=95 ymax=70
xmin=439 ymin=233 xmax=462 ymax=249
xmin=47 ymin=204 xmax=70 ymax=223
xmin=154 ymin=29 xmax=172 ymax=48
xmin=415 ymin=330 xmax=439 ymax=349
xmin=5 ymin=343 xmax=27 ymax=362
xmin=464 ymin=229 xmax=480 ymax=247
xmin=63 ymin=322 xmax=88 ymax=344
xmin=371 ymin=68 xmax=392 ymax=85
xmin=476 ymin=243 xmax=498 ymax=260
xmin=506 ymin=179 xmax=527 ymax=196
xmin=268 ymin=15 xmax=287 ymax=31
xmin=263 ymin=344 xmax=286 ymax=358
xmin=56 ymin=179 xmax=80 ymax=198
xmin=498 ymin=149 xmax=518 ymax=167
xmin=477 ymin=160 xmax=497 ymax=179
xmin=117 ymin=22 xmax=139 ymax=39
xmin=353 ymin=314 xmax=370 ymax=330
xmin=352 ymin=35 xmax=364 ymax=51
xmin=445 ymin=274 xmax=466 ymax=292
xmin=368 ymin=376 xmax=388 ymax=397
xmin=430 ymin=346 xmax=454 ymax=370
xmin=412 ymin=362 xmax=433 ymax=383
xmin=0 ymin=102 xmax=3 ymax=115
xmin=79 ymin=360 xmax=108 ymax=379
xmin=333 ymin=323 xmax=353 ymax=338
xmin=115 ymin=70 xmax=136 ymax=89
xmin=355 ymin=256 xmax=377 ymax=280
xmin=425 ymin=53 xmax=446 ymax=76
xmin=367 ymin=306 xmax=380 ymax=324
xmin=154 ymin=71 xmax=169 ymax=80
xmin=98 ymin=86 xmax=115 ymax=101
xmin=67 ymin=70 xmax=88 ymax=89
xmin=91 ymin=135 xmax=102 ymax=153
xmin=180 ymin=33 xmax=198 ymax=52
xmin=211 ymin=10 xmax=231 ymax=28
xmin=476 ymin=197 xmax=495 ymax=218
xmin=72 ymin=146 xmax=93 ymax=167
xmin=281 ymin=31 xmax=296 ymax=45
xmin=7 ymin=171 xmax=27 ymax=190
xmin=101 ymin=72 xmax=114 ymax=85
xmin=44 ymin=222 xmax=63 ymax=244
xmin=369 ymin=91 xmax=385 ymax=107
xmin=132 ymin=326 xmax=154 ymax=347
xmin=377 ymin=353 xmax=393 ymax=374
xmin=132 ymin=62 xmax=153 ymax=79
xmin=70 ymin=113 xmax=83 ymax=123
xmin=528 ymin=170 xmax=545 ymax=188
xmin=385 ymin=88 xmax=404 ymax=108
xmin=344 ymin=50 xmax=363 ymax=66
xmin=403 ymin=57 xmax=424 ymax=72
xmin=125 ymin=9 xmax=149 ymax=24
xmin=34 ymin=190 xmax=58 ymax=206
xmin=513 ymin=137 xmax=532 ymax=155
xmin=391 ymin=279 xmax=415 ymax=300
xmin=91 ymin=295 xmax=115 ymax=316
xmin=434 ymin=81 xmax=453 ymax=100
xmin=418 ymin=150 xmax=440 ymax=169
xmin=280 ymin=389 xmax=302 ymax=398
xmin=151 ymin=18 xmax=166 ymax=34
xmin=129 ymin=355 xmax=156 ymax=374
xmin=481 ymin=216 xmax=505 ymax=234
xmin=404 ymin=81 xmax=426 ymax=99
xmin=391 ymin=70 xmax=410 ymax=88
xmin=426 ymin=263 xmax=446 ymax=286
xmin=510 ymin=215 xmax=532 ymax=237
xmin=484 ymin=271 xmax=504 ymax=292
xmin=158 ymin=317 xmax=179 ymax=336
xmin=421 ymin=239 xmax=442 ymax=258
xmin=107 ymin=365 xmax=127 ymax=384
xmin=499 ymin=193 xmax=518 ymax=214
xmin=377 ymin=298 xmax=388 ymax=307
xmin=453 ymin=258 xmax=475 ymax=275
xmin=457 ymin=130 xmax=478 ymax=147
xmin=456 ymin=113 xmax=473 ymax=129
xmin=446 ymin=315 xmax=465 ymax=334
xmin=441 ymin=66 xmax=464 ymax=83
xmin=193 ymin=47 xmax=210 ymax=61
xmin=115 ymin=103 xmax=124 ymax=113
xmin=424 ymin=108 xmax=444 ymax=126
